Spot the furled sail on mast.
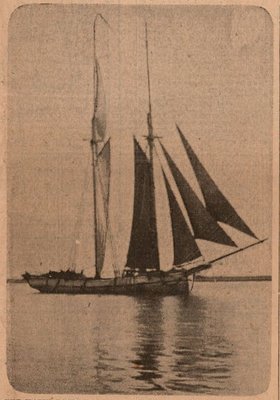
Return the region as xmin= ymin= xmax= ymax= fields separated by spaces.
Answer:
xmin=94 ymin=140 xmax=111 ymax=277
xmin=92 ymin=60 xmax=107 ymax=143
xmin=177 ymin=126 xmax=258 ymax=239
xmin=92 ymin=15 xmax=111 ymax=278
xmin=161 ymin=143 xmax=237 ymax=247
xmin=126 ymin=139 xmax=160 ymax=271
xmin=162 ymin=171 xmax=202 ymax=265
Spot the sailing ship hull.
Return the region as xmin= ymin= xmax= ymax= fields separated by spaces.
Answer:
xmin=23 ymin=269 xmax=189 ymax=296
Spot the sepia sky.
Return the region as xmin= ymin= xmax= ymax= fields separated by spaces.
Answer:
xmin=7 ymin=5 xmax=272 ymax=278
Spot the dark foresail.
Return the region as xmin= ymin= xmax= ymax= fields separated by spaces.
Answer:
xmin=161 ymin=143 xmax=237 ymax=247
xmin=177 ymin=126 xmax=257 ymax=239
xmin=95 ymin=140 xmax=111 ymax=277
xmin=126 ymin=139 xmax=160 ymax=271
xmin=162 ymin=171 xmax=202 ymax=265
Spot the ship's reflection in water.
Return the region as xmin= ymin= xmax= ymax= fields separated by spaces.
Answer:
xmin=132 ymin=295 xmax=233 ymax=393
xmin=7 ymin=282 xmax=271 ymax=395
xmin=132 ymin=297 xmax=165 ymax=391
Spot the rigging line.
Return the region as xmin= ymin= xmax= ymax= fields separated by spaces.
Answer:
xmin=153 ymin=143 xmax=205 ymax=263
xmin=208 ymin=238 xmax=268 ymax=265
xmin=175 ymin=256 xmax=205 ymax=268
xmin=186 ymin=238 xmax=268 ymax=277
xmin=68 ymin=151 xmax=92 ymax=268
xmin=95 ymin=160 xmax=120 ymax=276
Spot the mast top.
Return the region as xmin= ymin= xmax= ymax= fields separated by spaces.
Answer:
xmin=144 ymin=23 xmax=161 ymax=148
xmin=93 ymin=14 xmax=110 ymax=59
xmin=145 ymin=22 xmax=152 ymax=121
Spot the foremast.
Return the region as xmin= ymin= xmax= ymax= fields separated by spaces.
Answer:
xmin=91 ymin=15 xmax=111 ymax=279
xmin=145 ymin=22 xmax=155 ymax=168
xmin=91 ymin=15 xmax=99 ymax=278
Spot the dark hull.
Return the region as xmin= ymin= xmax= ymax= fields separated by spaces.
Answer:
xmin=23 ymin=269 xmax=189 ymax=296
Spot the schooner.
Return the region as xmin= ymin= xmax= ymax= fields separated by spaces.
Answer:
xmin=23 ymin=17 xmax=266 ymax=295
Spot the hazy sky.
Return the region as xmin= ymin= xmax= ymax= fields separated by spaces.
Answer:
xmin=8 ymin=5 xmax=272 ymax=278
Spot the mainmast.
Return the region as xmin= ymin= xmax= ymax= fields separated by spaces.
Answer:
xmin=145 ymin=22 xmax=155 ymax=166
xmin=126 ymin=23 xmax=160 ymax=271
xmin=145 ymin=23 xmax=159 ymax=270
xmin=145 ymin=23 xmax=161 ymax=170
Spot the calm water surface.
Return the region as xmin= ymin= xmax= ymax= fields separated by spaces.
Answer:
xmin=7 ymin=282 xmax=271 ymax=395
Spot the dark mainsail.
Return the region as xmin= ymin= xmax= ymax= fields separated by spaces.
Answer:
xmin=95 ymin=140 xmax=111 ymax=277
xmin=162 ymin=171 xmax=202 ymax=265
xmin=177 ymin=126 xmax=257 ymax=239
xmin=126 ymin=139 xmax=160 ymax=271
xmin=161 ymin=144 xmax=237 ymax=247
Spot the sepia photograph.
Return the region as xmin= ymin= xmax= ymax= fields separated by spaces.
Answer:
xmin=2 ymin=2 xmax=277 ymax=398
